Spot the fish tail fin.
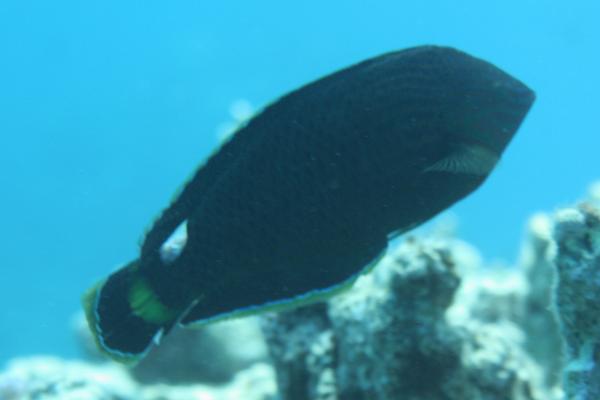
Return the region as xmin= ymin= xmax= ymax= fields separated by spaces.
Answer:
xmin=82 ymin=259 xmax=180 ymax=364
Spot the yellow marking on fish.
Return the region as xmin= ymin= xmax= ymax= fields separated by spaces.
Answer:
xmin=129 ymin=278 xmax=178 ymax=324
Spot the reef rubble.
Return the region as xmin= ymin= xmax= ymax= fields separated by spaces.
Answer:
xmin=6 ymin=183 xmax=600 ymax=399
xmin=0 ymin=356 xmax=276 ymax=400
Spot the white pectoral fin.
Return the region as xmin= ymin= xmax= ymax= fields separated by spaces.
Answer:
xmin=160 ymin=220 xmax=188 ymax=265
xmin=425 ymin=144 xmax=499 ymax=176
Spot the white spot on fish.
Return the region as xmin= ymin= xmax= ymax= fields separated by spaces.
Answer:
xmin=160 ymin=221 xmax=188 ymax=265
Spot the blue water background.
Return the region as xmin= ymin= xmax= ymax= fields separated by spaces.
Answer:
xmin=0 ymin=1 xmax=598 ymax=363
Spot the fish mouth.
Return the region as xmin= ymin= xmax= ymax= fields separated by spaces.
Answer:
xmin=498 ymin=79 xmax=535 ymax=134
xmin=496 ymin=77 xmax=536 ymax=115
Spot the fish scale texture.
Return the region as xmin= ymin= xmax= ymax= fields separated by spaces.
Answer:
xmin=152 ymin=49 xmax=479 ymax=301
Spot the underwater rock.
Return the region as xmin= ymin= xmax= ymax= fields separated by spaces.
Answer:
xmin=553 ymin=202 xmax=600 ymax=399
xmin=519 ymin=213 xmax=564 ymax=388
xmin=0 ymin=356 xmax=136 ymax=400
xmin=449 ymin=254 xmax=528 ymax=326
xmin=330 ymin=238 xmax=462 ymax=399
xmin=262 ymin=236 xmax=550 ymax=400
xmin=451 ymin=213 xmax=564 ymax=391
xmin=0 ymin=356 xmax=276 ymax=400
xmin=261 ymin=303 xmax=336 ymax=400
xmin=74 ymin=311 xmax=268 ymax=384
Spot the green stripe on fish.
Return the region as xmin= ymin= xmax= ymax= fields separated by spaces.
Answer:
xmin=82 ymin=45 xmax=535 ymax=363
xmin=129 ymin=278 xmax=178 ymax=324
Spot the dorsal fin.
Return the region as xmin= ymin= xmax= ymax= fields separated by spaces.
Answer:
xmin=424 ymin=144 xmax=499 ymax=176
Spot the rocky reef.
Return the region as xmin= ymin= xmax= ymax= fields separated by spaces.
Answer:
xmin=6 ymin=183 xmax=600 ymax=399
xmin=262 ymin=233 xmax=554 ymax=400
xmin=0 ymin=356 xmax=275 ymax=400
xmin=553 ymin=200 xmax=600 ymax=399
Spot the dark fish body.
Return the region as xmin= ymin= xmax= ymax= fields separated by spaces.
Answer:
xmin=83 ymin=46 xmax=535 ymax=362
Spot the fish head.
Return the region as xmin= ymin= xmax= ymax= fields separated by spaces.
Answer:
xmin=368 ymin=46 xmax=534 ymax=176
xmin=433 ymin=47 xmax=536 ymax=157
